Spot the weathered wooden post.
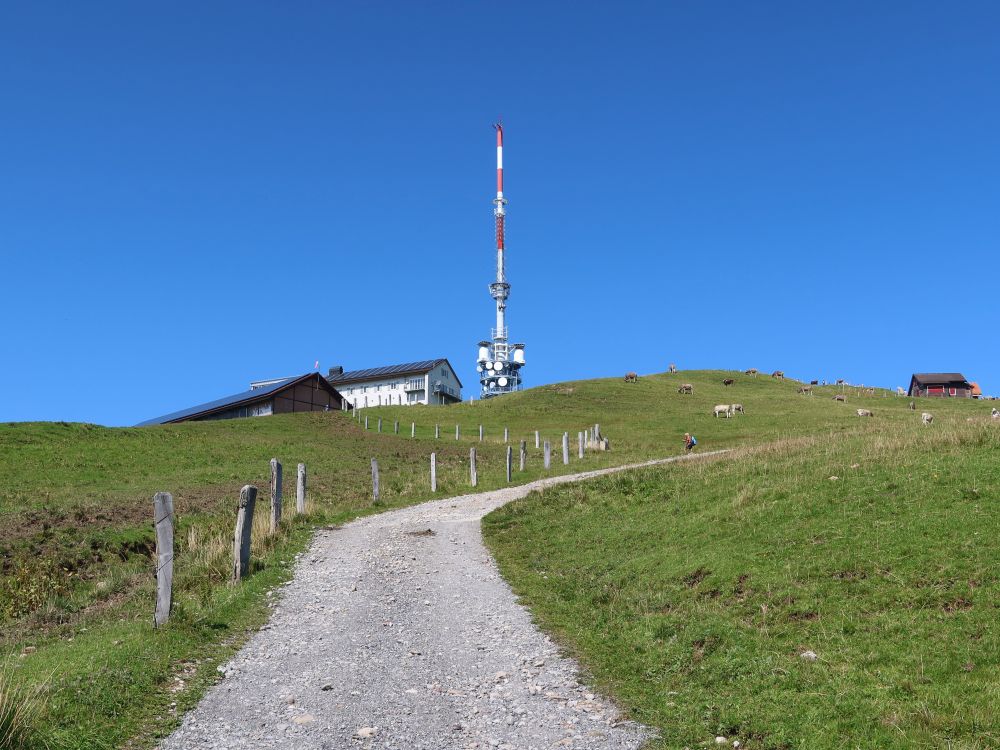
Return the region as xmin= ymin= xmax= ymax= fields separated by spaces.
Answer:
xmin=578 ymin=431 xmax=584 ymax=459
xmin=411 ymin=422 xmax=415 ymax=438
xmin=535 ymin=430 xmax=540 ymax=449
xmin=364 ymin=415 xmax=369 ymax=430
xmin=153 ymin=491 xmax=174 ymax=627
xmin=470 ymin=447 xmax=478 ymax=487
xmin=377 ymin=417 xmax=382 ymax=433
xmin=562 ymin=432 xmax=569 ymax=465
xmin=504 ymin=426 xmax=509 ymax=443
xmin=269 ymin=458 xmax=282 ymax=533
xmin=519 ymin=440 xmax=526 ymax=471
xmin=296 ymin=463 xmax=306 ymax=514
xmin=479 ymin=424 xmax=484 ymax=441
xmin=435 ymin=424 xmax=440 ymax=439
xmin=544 ymin=441 xmax=551 ymax=469
xmin=232 ymin=485 xmax=257 ymax=584
xmin=430 ymin=453 xmax=437 ymax=492
xmin=506 ymin=446 xmax=512 ymax=483
xmin=456 ymin=424 xmax=460 ymax=440
xmin=394 ymin=420 xmax=399 ymax=434
xmin=371 ymin=458 xmax=380 ymax=502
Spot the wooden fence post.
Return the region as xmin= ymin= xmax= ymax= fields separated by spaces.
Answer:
xmin=562 ymin=432 xmax=569 ymax=465
xmin=456 ymin=424 xmax=460 ymax=440
xmin=506 ymin=446 xmax=512 ymax=483
xmin=544 ymin=441 xmax=551 ymax=469
xmin=535 ymin=430 xmax=540 ymax=449
xmin=371 ymin=458 xmax=380 ymax=502
xmin=504 ymin=427 xmax=509 ymax=443
xmin=269 ymin=458 xmax=282 ymax=533
xmin=153 ymin=491 xmax=174 ymax=627
xmin=377 ymin=417 xmax=382 ymax=433
xmin=364 ymin=415 xmax=369 ymax=430
xmin=411 ymin=422 xmax=415 ymax=438
xmin=519 ymin=440 xmax=526 ymax=471
xmin=394 ymin=420 xmax=399 ymax=434
xmin=435 ymin=424 xmax=440 ymax=439
xmin=479 ymin=424 xmax=484 ymax=442
xmin=430 ymin=453 xmax=437 ymax=492
xmin=232 ymin=485 xmax=257 ymax=584
xmin=578 ymin=431 xmax=584 ymax=459
xmin=470 ymin=447 xmax=478 ymax=487
xmin=296 ymin=463 xmax=306 ymax=514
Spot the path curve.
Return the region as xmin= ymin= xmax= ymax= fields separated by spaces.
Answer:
xmin=161 ymin=450 xmax=727 ymax=750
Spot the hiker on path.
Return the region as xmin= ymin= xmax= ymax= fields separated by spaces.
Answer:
xmin=684 ymin=432 xmax=697 ymax=452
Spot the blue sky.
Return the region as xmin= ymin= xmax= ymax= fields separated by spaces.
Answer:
xmin=2 ymin=2 xmax=997 ymax=425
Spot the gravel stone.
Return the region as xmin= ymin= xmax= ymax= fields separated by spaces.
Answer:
xmin=159 ymin=453 xmax=723 ymax=749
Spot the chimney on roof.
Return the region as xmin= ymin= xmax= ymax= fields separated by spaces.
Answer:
xmin=328 ymin=366 xmax=344 ymax=377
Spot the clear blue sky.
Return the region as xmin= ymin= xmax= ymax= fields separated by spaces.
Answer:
xmin=2 ymin=2 xmax=997 ymax=426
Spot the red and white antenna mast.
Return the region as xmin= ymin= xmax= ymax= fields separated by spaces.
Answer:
xmin=477 ymin=122 xmax=525 ymax=398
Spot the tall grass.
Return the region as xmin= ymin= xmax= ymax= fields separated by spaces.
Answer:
xmin=0 ymin=667 xmax=52 ymax=750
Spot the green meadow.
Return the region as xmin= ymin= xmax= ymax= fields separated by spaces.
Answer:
xmin=0 ymin=369 xmax=992 ymax=748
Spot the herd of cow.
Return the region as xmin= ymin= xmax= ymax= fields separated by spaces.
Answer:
xmin=623 ymin=367 xmax=1000 ymax=424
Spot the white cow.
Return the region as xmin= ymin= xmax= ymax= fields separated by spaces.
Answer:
xmin=731 ymin=403 xmax=745 ymax=415
xmin=856 ymin=408 xmax=874 ymax=417
xmin=713 ymin=404 xmax=732 ymax=418
xmin=921 ymin=412 xmax=933 ymax=426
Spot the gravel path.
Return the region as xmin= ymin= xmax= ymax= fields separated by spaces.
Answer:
xmin=161 ymin=450 xmax=726 ymax=750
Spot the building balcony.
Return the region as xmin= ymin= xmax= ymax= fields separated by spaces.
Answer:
xmin=404 ymin=379 xmax=425 ymax=391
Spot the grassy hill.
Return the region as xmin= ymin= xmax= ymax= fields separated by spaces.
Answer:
xmin=0 ymin=369 xmax=992 ymax=748
xmin=484 ymin=398 xmax=999 ymax=748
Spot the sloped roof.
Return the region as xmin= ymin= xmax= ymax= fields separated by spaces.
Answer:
xmin=970 ymin=382 xmax=982 ymax=396
xmin=911 ymin=372 xmax=969 ymax=385
xmin=137 ymin=373 xmax=338 ymax=426
xmin=327 ymin=358 xmax=463 ymax=388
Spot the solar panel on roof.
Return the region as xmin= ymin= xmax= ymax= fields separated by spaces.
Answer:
xmin=136 ymin=375 xmax=302 ymax=426
xmin=327 ymin=359 xmax=445 ymax=382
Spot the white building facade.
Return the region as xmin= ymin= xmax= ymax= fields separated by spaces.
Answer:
xmin=324 ymin=359 xmax=463 ymax=408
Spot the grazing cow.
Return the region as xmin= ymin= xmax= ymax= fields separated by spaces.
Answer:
xmin=624 ymin=372 xmax=638 ymax=383
xmin=921 ymin=412 xmax=933 ymax=426
xmin=723 ymin=378 xmax=735 ymax=387
xmin=836 ymin=379 xmax=846 ymax=385
xmin=745 ymin=368 xmax=758 ymax=377
xmin=863 ymin=387 xmax=875 ymax=397
xmin=678 ymin=384 xmax=694 ymax=394
xmin=833 ymin=394 xmax=846 ymax=402
xmin=856 ymin=409 xmax=874 ymax=417
xmin=668 ymin=363 xmax=677 ymax=373
xmin=731 ymin=403 xmax=745 ymax=415
xmin=713 ymin=404 xmax=732 ymax=418
xmin=908 ymin=401 xmax=916 ymax=411
xmin=992 ymin=408 xmax=999 ymax=419
xmin=797 ymin=385 xmax=813 ymax=395
xmin=771 ymin=370 xmax=784 ymax=380
xmin=810 ymin=380 xmax=818 ymax=386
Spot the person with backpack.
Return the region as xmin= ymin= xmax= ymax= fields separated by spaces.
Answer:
xmin=684 ymin=432 xmax=697 ymax=452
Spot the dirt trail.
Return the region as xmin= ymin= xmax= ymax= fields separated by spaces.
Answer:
xmin=160 ymin=451 xmax=727 ymax=750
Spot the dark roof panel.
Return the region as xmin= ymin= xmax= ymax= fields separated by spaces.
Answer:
xmin=327 ymin=359 xmax=447 ymax=383
xmin=136 ymin=374 xmax=335 ymax=426
xmin=911 ymin=372 xmax=969 ymax=384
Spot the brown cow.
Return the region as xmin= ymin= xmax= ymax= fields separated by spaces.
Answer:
xmin=624 ymin=372 xmax=638 ymax=383
xmin=798 ymin=385 xmax=813 ymax=395
xmin=723 ymin=378 xmax=735 ymax=387
xmin=677 ymin=384 xmax=694 ymax=394
xmin=771 ymin=370 xmax=784 ymax=379
xmin=833 ymin=394 xmax=846 ymax=402
xmin=745 ymin=368 xmax=758 ymax=377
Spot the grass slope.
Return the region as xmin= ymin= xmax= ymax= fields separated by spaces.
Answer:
xmin=484 ymin=420 xmax=1000 ymax=748
xmin=0 ymin=369 xmax=990 ymax=747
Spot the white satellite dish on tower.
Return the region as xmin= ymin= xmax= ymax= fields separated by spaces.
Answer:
xmin=476 ymin=365 xmax=483 ymax=372
xmin=498 ymin=377 xmax=508 ymax=387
